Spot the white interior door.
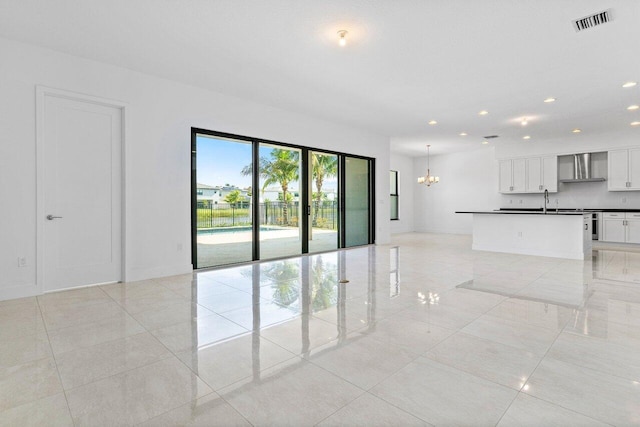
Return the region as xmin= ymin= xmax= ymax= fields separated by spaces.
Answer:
xmin=40 ymin=92 xmax=122 ymax=292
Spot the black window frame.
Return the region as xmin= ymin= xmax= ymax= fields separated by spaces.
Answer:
xmin=390 ymin=170 xmax=399 ymax=221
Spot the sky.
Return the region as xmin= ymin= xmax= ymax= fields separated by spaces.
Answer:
xmin=196 ymin=135 xmax=337 ymax=193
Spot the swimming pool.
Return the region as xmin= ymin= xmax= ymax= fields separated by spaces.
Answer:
xmin=197 ymin=226 xmax=286 ymax=235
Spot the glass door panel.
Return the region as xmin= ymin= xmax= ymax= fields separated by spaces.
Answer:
xmin=344 ymin=156 xmax=371 ymax=247
xmin=258 ymin=144 xmax=302 ymax=259
xmin=194 ymin=134 xmax=253 ymax=267
xmin=309 ymin=151 xmax=339 ymax=253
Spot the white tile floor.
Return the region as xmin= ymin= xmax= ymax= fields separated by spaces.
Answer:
xmin=1 ymin=233 xmax=640 ymax=426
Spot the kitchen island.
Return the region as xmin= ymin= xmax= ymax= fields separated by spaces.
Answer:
xmin=456 ymin=211 xmax=592 ymax=260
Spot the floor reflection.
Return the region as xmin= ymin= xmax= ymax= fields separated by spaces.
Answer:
xmin=188 ymin=245 xmax=640 ymax=389
xmin=7 ymin=235 xmax=640 ymax=424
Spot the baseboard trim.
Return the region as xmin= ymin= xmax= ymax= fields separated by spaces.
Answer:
xmin=125 ymin=263 xmax=193 ymax=282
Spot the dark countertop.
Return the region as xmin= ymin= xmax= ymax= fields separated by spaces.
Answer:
xmin=497 ymin=208 xmax=640 ymax=213
xmin=455 ymin=210 xmax=589 ymax=216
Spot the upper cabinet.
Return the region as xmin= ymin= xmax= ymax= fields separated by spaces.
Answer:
xmin=499 ymin=156 xmax=557 ymax=194
xmin=609 ymin=148 xmax=640 ymax=191
xmin=499 ymin=158 xmax=526 ymax=193
xmin=526 ymin=156 xmax=558 ymax=193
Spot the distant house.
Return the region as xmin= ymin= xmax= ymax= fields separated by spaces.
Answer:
xmin=197 ymin=183 xmax=249 ymax=206
xmin=261 ymin=186 xmax=299 ymax=203
xmin=198 ymin=183 xmax=336 ymax=205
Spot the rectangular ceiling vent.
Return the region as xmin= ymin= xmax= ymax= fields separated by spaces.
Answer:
xmin=573 ymin=9 xmax=613 ymax=32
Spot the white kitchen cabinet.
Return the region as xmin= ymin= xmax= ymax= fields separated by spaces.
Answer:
xmin=513 ymin=159 xmax=526 ymax=192
xmin=626 ymin=213 xmax=640 ymax=244
xmin=499 ymin=160 xmax=513 ymax=193
xmin=500 ymin=156 xmax=555 ymax=194
xmin=608 ymin=148 xmax=640 ymax=191
xmin=499 ymin=159 xmax=526 ymax=193
xmin=603 ymin=217 xmax=625 ymax=242
xmin=600 ymin=212 xmax=640 ymax=244
xmin=542 ymin=156 xmax=558 ymax=192
xmin=526 ymin=156 xmax=558 ymax=193
xmin=525 ymin=157 xmax=541 ymax=192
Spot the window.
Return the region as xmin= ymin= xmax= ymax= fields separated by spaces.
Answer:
xmin=390 ymin=170 xmax=399 ymax=220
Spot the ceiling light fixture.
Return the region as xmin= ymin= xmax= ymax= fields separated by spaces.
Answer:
xmin=482 ymin=140 xmax=489 ymax=145
xmin=572 ymin=128 xmax=582 ymax=133
xmin=479 ymin=110 xmax=489 ymax=116
xmin=632 ymin=121 xmax=640 ymax=126
xmin=523 ymin=135 xmax=531 ymax=140
xmin=628 ymin=105 xmax=639 ymax=111
xmin=337 ymin=30 xmax=348 ymax=47
xmin=521 ymin=118 xmax=528 ymax=126
xmin=543 ymin=97 xmax=556 ymax=103
xmin=623 ymin=82 xmax=637 ymax=88
xmin=459 ymin=132 xmax=467 ymax=136
xmin=417 ymin=145 xmax=439 ymax=186
xmin=428 ymin=120 xmax=438 ymax=125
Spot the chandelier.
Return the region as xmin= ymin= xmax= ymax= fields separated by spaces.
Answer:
xmin=417 ymin=144 xmax=439 ymax=186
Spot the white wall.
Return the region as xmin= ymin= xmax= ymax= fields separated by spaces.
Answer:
xmin=0 ymin=37 xmax=390 ymax=300
xmin=413 ymin=147 xmax=500 ymax=234
xmin=390 ymin=153 xmax=415 ymax=234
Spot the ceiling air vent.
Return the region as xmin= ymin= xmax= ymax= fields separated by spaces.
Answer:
xmin=573 ymin=9 xmax=612 ymax=32
xmin=483 ymin=135 xmax=499 ymax=139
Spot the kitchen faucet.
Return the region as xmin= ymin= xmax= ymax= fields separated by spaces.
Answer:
xmin=543 ymin=189 xmax=549 ymax=214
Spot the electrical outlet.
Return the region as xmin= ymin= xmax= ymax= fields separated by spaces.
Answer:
xmin=622 ymin=197 xmax=627 ymax=204
xmin=517 ymin=231 xmax=523 ymax=237
xmin=519 ymin=199 xmax=523 ymax=204
xmin=17 ymin=257 xmax=27 ymax=267
xmin=509 ymin=199 xmax=513 ymax=204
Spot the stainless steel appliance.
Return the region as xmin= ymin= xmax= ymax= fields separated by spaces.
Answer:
xmin=592 ymin=212 xmax=599 ymax=240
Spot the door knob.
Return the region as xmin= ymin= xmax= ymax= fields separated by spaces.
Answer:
xmin=46 ymin=215 xmax=63 ymax=220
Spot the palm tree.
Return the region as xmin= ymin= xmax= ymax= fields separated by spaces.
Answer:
xmin=242 ymin=149 xmax=299 ymax=225
xmin=310 ymin=256 xmax=338 ymax=311
xmin=262 ymin=261 xmax=300 ymax=308
xmin=312 ymin=154 xmax=338 ymax=226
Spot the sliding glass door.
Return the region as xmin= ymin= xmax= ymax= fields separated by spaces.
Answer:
xmin=192 ymin=129 xmax=374 ymax=268
xmin=308 ymin=151 xmax=339 ymax=253
xmin=344 ymin=156 xmax=373 ymax=247
xmin=193 ymin=134 xmax=253 ymax=268
xmin=258 ymin=143 xmax=303 ymax=259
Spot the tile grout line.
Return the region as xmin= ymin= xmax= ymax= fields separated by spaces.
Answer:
xmin=34 ymin=295 xmax=76 ymax=427
xmin=492 ymin=317 xmax=575 ymax=426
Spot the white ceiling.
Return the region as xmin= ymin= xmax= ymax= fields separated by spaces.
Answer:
xmin=0 ymin=0 xmax=639 ymax=155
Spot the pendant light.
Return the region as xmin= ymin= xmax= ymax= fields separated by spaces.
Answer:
xmin=417 ymin=145 xmax=439 ymax=186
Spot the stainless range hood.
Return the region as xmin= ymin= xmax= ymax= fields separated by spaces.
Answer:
xmin=559 ymin=153 xmax=606 ymax=183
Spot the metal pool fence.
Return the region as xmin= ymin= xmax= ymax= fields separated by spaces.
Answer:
xmin=196 ymin=201 xmax=338 ymax=229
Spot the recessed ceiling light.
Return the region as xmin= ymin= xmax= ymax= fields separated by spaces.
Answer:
xmin=479 ymin=110 xmax=489 ymax=116
xmin=628 ymin=105 xmax=640 ymax=111
xmin=482 ymin=140 xmax=489 ymax=145
xmin=523 ymin=135 xmax=531 ymax=140
xmin=623 ymin=82 xmax=637 ymax=88
xmin=428 ymin=120 xmax=438 ymax=125
xmin=572 ymin=128 xmax=582 ymax=133
xmin=543 ymin=97 xmax=556 ymax=103
xmin=459 ymin=132 xmax=467 ymax=136
xmin=521 ymin=118 xmax=528 ymax=126
xmin=337 ymin=30 xmax=348 ymax=47
xmin=632 ymin=121 xmax=640 ymax=126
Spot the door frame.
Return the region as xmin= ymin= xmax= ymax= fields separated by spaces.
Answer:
xmin=35 ymin=86 xmax=128 ymax=294
xmin=191 ymin=128 xmax=375 ymax=269
xmin=340 ymin=155 xmax=376 ymax=248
